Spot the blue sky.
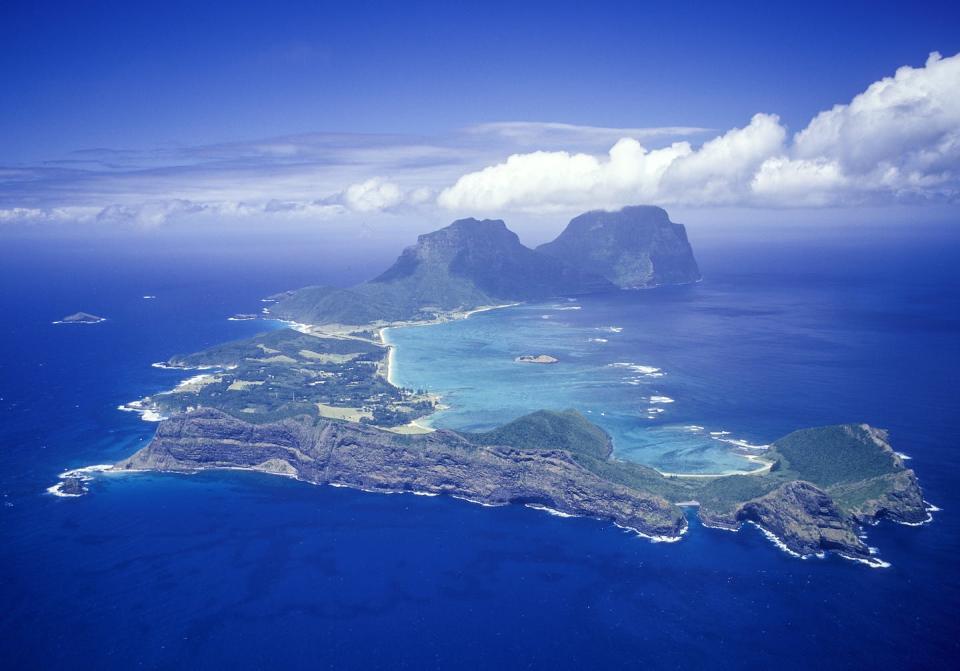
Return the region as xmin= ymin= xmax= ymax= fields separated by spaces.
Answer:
xmin=1 ymin=0 xmax=959 ymax=235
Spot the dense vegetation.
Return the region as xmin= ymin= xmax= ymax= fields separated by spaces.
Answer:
xmin=537 ymin=206 xmax=700 ymax=288
xmin=767 ymin=424 xmax=902 ymax=486
xmin=271 ymin=218 xmax=611 ymax=326
xmin=459 ymin=415 xmax=913 ymax=520
xmin=462 ymin=409 xmax=613 ymax=460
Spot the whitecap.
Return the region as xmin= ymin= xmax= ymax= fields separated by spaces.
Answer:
xmin=526 ymin=503 xmax=576 ymax=518
xmin=46 ymin=483 xmax=83 ymax=498
xmin=839 ymin=553 xmax=891 ymax=569
xmin=746 ymin=521 xmax=803 ymax=558
xmin=713 ymin=437 xmax=770 ymax=449
xmin=60 ymin=464 xmax=114 ymax=478
xmin=151 ymin=362 xmax=221 ymax=371
xmin=614 ymin=521 xmax=687 ymax=543
xmin=117 ymin=401 xmax=166 ymax=422
xmin=608 ymin=362 xmax=662 ymax=376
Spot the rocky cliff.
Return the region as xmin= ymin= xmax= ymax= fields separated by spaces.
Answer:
xmin=537 ymin=205 xmax=701 ymax=288
xmin=112 ymin=409 xmax=929 ymax=565
xmin=116 ymin=409 xmax=685 ymax=539
xmin=271 ymin=218 xmax=612 ymax=326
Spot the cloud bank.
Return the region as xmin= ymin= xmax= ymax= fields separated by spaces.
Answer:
xmin=1 ymin=52 xmax=958 ymax=228
xmin=439 ymin=52 xmax=960 ymax=212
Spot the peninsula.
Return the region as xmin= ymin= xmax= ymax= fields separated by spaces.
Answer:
xmin=89 ymin=206 xmax=928 ymax=566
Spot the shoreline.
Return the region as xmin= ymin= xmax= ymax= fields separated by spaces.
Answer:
xmin=655 ymin=452 xmax=775 ymax=479
xmin=378 ymin=301 xmax=521 ymax=408
xmin=379 ymin=299 xmax=775 ymax=478
xmin=56 ymin=461 xmax=686 ymax=543
xmin=138 ymin=296 xmax=773 ymax=479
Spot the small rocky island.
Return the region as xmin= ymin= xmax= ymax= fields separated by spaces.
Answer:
xmin=63 ymin=206 xmax=932 ymax=568
xmin=54 ymin=312 xmax=106 ymax=324
xmin=516 ymin=354 xmax=559 ymax=364
xmin=228 ymin=313 xmax=259 ymax=321
xmin=57 ymin=476 xmax=88 ymax=496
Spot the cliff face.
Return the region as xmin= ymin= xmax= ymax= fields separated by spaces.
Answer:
xmin=694 ymin=424 xmax=929 ymax=564
xmin=270 ymin=206 xmax=702 ymax=326
xmin=737 ymin=481 xmax=871 ymax=558
xmin=536 ymin=206 xmax=701 ymax=288
xmin=113 ymin=409 xmax=929 ymax=565
xmin=116 ymin=409 xmax=686 ymax=539
xmin=374 ymin=218 xmax=614 ymax=300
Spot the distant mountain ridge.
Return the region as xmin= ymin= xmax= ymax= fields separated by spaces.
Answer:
xmin=271 ymin=206 xmax=700 ymax=326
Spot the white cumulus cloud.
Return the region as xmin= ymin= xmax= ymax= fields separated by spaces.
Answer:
xmin=342 ymin=177 xmax=405 ymax=212
xmin=2 ymin=52 xmax=957 ymax=228
xmin=439 ymin=52 xmax=960 ymax=211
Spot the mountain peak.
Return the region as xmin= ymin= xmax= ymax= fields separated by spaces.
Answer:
xmin=418 ymin=217 xmax=513 ymax=244
xmin=537 ymin=205 xmax=700 ymax=288
xmin=271 ymin=206 xmax=695 ymax=326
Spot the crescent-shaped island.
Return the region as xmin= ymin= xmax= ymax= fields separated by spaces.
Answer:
xmin=56 ymin=206 xmax=933 ymax=567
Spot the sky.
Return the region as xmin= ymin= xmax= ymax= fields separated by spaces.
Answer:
xmin=1 ymin=0 xmax=959 ymax=243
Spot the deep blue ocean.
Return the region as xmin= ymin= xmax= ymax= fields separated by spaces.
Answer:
xmin=1 ymin=229 xmax=958 ymax=669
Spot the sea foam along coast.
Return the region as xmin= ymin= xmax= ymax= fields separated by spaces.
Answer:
xmin=46 ymin=464 xmax=114 ymax=497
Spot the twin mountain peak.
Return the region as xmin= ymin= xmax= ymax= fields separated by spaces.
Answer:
xmin=272 ymin=205 xmax=701 ymax=326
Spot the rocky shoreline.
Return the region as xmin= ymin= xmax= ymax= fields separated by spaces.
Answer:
xmin=115 ymin=409 xmax=687 ymax=540
xmin=106 ymin=409 xmax=931 ymax=565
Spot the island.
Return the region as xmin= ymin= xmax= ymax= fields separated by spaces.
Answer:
xmin=54 ymin=311 xmax=106 ymax=324
xmin=516 ymin=354 xmax=559 ymax=364
xmin=64 ymin=205 xmax=931 ymax=567
xmin=55 ymin=476 xmax=88 ymax=496
xmin=228 ymin=313 xmax=259 ymax=321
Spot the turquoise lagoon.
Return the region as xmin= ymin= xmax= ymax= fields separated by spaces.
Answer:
xmin=385 ymin=295 xmax=771 ymax=475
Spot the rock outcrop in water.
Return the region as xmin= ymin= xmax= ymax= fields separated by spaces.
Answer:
xmin=537 ymin=206 xmax=700 ymax=288
xmin=515 ymin=354 xmax=558 ymax=364
xmin=54 ymin=312 xmax=106 ymax=324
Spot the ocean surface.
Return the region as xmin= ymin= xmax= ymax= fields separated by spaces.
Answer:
xmin=1 ymin=230 xmax=959 ymax=669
